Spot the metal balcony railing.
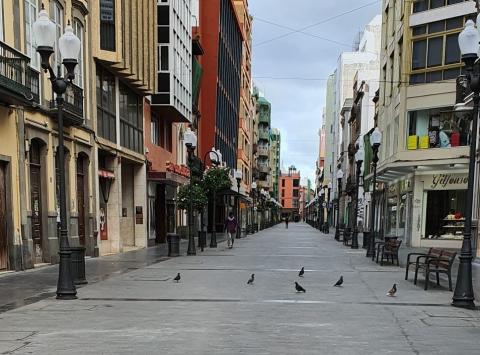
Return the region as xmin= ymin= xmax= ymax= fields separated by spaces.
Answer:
xmin=49 ymin=83 xmax=84 ymax=126
xmin=0 ymin=41 xmax=39 ymax=104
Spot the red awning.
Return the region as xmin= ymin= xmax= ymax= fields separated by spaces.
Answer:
xmin=98 ymin=169 xmax=115 ymax=179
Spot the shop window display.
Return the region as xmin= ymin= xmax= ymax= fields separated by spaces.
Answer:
xmin=407 ymin=107 xmax=470 ymax=149
xmin=424 ymin=190 xmax=466 ymax=240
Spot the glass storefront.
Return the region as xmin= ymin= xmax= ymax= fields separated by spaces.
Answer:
xmin=424 ymin=189 xmax=467 ymax=240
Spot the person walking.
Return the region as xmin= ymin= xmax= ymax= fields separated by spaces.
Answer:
xmin=285 ymin=216 xmax=289 ymax=229
xmin=225 ymin=212 xmax=237 ymax=249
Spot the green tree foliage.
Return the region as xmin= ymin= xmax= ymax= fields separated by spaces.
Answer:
xmin=177 ymin=183 xmax=208 ymax=212
xmin=202 ymin=167 xmax=232 ymax=195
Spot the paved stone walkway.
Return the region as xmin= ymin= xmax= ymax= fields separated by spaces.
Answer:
xmin=1 ymin=223 xmax=480 ymax=354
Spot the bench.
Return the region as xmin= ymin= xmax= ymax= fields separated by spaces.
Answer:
xmin=405 ymin=247 xmax=441 ymax=281
xmin=378 ymin=239 xmax=402 ymax=266
xmin=372 ymin=236 xmax=398 ymax=261
xmin=410 ymin=249 xmax=457 ymax=291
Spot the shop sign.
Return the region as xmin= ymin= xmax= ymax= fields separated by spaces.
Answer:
xmin=166 ymin=162 xmax=190 ymax=178
xmin=425 ymin=173 xmax=468 ymax=190
xmin=388 ymin=183 xmax=398 ymax=195
xmin=136 ymin=206 xmax=144 ymax=224
xmin=400 ymin=179 xmax=412 ymax=193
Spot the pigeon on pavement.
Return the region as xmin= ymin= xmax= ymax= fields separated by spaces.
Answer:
xmin=295 ymin=282 xmax=306 ymax=293
xmin=173 ymin=273 xmax=181 ymax=283
xmin=387 ymin=284 xmax=397 ymax=297
xmin=333 ymin=275 xmax=343 ymax=287
xmin=298 ymin=267 xmax=305 ymax=277
xmin=247 ymin=274 xmax=255 ymax=285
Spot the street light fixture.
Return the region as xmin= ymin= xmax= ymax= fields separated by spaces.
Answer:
xmin=319 ymin=189 xmax=325 ymax=232
xmin=33 ymin=6 xmax=81 ymax=300
xmin=184 ymin=127 xmax=198 ymax=256
xmin=352 ymin=145 xmax=365 ymax=249
xmin=334 ymin=169 xmax=344 ymax=241
xmin=449 ymin=19 xmax=479 ymax=309
xmin=234 ymin=170 xmax=243 ymax=238
xmin=203 ymin=147 xmax=222 ymax=248
xmin=366 ymin=127 xmax=382 ymax=258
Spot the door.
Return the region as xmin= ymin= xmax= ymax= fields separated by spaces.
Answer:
xmin=76 ymin=157 xmax=86 ymax=245
xmin=0 ymin=163 xmax=8 ymax=270
xmin=30 ymin=141 xmax=43 ymax=263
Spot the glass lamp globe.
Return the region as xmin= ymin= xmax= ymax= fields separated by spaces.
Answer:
xmin=33 ymin=5 xmax=56 ymax=70
xmin=252 ymin=182 xmax=257 ymax=190
xmin=355 ymin=146 xmax=365 ymax=162
xmin=458 ymin=19 xmax=479 ymax=64
xmin=336 ymin=169 xmax=344 ymax=180
xmin=184 ymin=128 xmax=197 ymax=148
xmin=209 ymin=147 xmax=218 ymax=164
xmin=371 ymin=127 xmax=382 ymax=147
xmin=235 ymin=170 xmax=243 ymax=180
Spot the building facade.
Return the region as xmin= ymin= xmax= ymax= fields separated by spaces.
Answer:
xmin=198 ymin=0 xmax=243 ymax=169
xmin=375 ymin=0 xmax=475 ymax=250
xmin=280 ymin=167 xmax=301 ymax=221
xmin=269 ymin=128 xmax=281 ymax=200
xmin=254 ymin=93 xmax=271 ymax=192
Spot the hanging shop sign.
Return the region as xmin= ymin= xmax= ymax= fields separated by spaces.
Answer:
xmin=166 ymin=162 xmax=190 ymax=178
xmin=424 ymin=173 xmax=468 ymax=190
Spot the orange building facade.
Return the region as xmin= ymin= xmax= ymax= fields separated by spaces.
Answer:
xmin=280 ymin=169 xmax=301 ymax=221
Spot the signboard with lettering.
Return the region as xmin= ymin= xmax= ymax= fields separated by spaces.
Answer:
xmin=166 ymin=162 xmax=190 ymax=178
xmin=424 ymin=173 xmax=468 ymax=190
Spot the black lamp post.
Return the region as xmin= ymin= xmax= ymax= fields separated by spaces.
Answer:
xmin=34 ymin=6 xmax=81 ymax=300
xmin=451 ymin=19 xmax=479 ymax=309
xmin=319 ymin=189 xmax=325 ymax=232
xmin=366 ymin=127 xmax=382 ymax=258
xmin=235 ymin=170 xmax=243 ymax=238
xmin=251 ymin=181 xmax=257 ymax=233
xmin=202 ymin=148 xmax=221 ymax=248
xmin=352 ymin=145 xmax=364 ymax=249
xmin=334 ymin=169 xmax=344 ymax=241
xmin=184 ymin=128 xmax=198 ymax=256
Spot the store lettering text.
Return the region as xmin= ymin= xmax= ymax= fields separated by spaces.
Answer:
xmin=431 ymin=174 xmax=468 ymax=189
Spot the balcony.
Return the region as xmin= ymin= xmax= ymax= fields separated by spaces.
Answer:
xmin=48 ymin=83 xmax=84 ymax=126
xmin=259 ymin=129 xmax=269 ymax=141
xmin=0 ymin=41 xmax=40 ymax=106
xmin=257 ymin=146 xmax=269 ymax=157
xmin=258 ymin=164 xmax=270 ymax=174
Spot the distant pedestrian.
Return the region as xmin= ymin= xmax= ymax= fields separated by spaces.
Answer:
xmin=285 ymin=216 xmax=289 ymax=229
xmin=224 ymin=212 xmax=237 ymax=248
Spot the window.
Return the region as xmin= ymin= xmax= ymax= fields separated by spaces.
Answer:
xmin=0 ymin=0 xmax=3 ymax=41
xmin=413 ymin=0 xmax=466 ymax=13
xmin=119 ymin=83 xmax=143 ymax=153
xmin=151 ymin=113 xmax=159 ymax=145
xmin=293 ymin=190 xmax=299 ymax=198
xmin=282 ymin=179 xmax=285 ymax=187
xmin=24 ymin=0 xmax=38 ymax=68
xmin=410 ymin=17 xmax=465 ymax=84
xmin=293 ymin=179 xmax=300 ymax=188
xmin=96 ymin=65 xmax=116 ymax=142
xmin=73 ymin=19 xmax=84 ymax=88
xmin=51 ymin=1 xmax=64 ymax=75
xmin=407 ymin=107 xmax=471 ymax=149
xmin=100 ymin=0 xmax=115 ymax=51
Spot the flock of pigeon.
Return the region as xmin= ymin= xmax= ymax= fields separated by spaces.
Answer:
xmin=172 ymin=268 xmax=398 ymax=297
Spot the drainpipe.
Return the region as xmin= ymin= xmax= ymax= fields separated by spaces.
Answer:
xmin=16 ymin=107 xmax=28 ymax=270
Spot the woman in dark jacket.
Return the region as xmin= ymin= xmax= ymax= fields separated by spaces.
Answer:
xmin=225 ymin=212 xmax=237 ymax=249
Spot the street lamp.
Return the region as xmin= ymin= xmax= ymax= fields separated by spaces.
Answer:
xmin=334 ymin=169 xmax=344 ymax=241
xmin=234 ymin=169 xmax=243 ymax=238
xmin=184 ymin=127 xmax=198 ymax=256
xmin=34 ymin=6 xmax=81 ymax=300
xmin=449 ymin=19 xmax=479 ymax=309
xmin=203 ymin=147 xmax=221 ymax=248
xmin=320 ymin=189 xmax=325 ymax=232
xmin=251 ymin=181 xmax=257 ymax=233
xmin=366 ymin=127 xmax=382 ymax=258
xmin=352 ymin=145 xmax=364 ymax=249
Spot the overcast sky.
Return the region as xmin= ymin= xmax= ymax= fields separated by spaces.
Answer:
xmin=249 ymin=0 xmax=381 ymax=184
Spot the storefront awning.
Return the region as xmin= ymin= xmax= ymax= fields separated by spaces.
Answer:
xmin=148 ymin=171 xmax=189 ymax=186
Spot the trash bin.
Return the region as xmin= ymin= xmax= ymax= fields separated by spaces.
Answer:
xmin=197 ymin=231 xmax=206 ymax=251
xmin=68 ymin=246 xmax=88 ymax=285
xmin=167 ymin=233 xmax=180 ymax=257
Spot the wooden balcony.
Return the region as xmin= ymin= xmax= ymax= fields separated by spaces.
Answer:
xmin=0 ymin=41 xmax=40 ymax=106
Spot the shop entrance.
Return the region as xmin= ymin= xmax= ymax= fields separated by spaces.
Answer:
xmin=0 ymin=162 xmax=7 ymax=270
xmin=30 ymin=140 xmax=44 ymax=263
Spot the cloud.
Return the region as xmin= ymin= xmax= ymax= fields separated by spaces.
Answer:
xmin=250 ymin=0 xmax=381 ymax=184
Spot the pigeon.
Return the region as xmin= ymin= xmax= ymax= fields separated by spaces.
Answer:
xmin=387 ymin=284 xmax=397 ymax=297
xmin=298 ymin=267 xmax=305 ymax=277
xmin=247 ymin=274 xmax=255 ymax=285
xmin=295 ymin=282 xmax=306 ymax=293
xmin=173 ymin=273 xmax=181 ymax=283
xmin=333 ymin=275 xmax=343 ymax=287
